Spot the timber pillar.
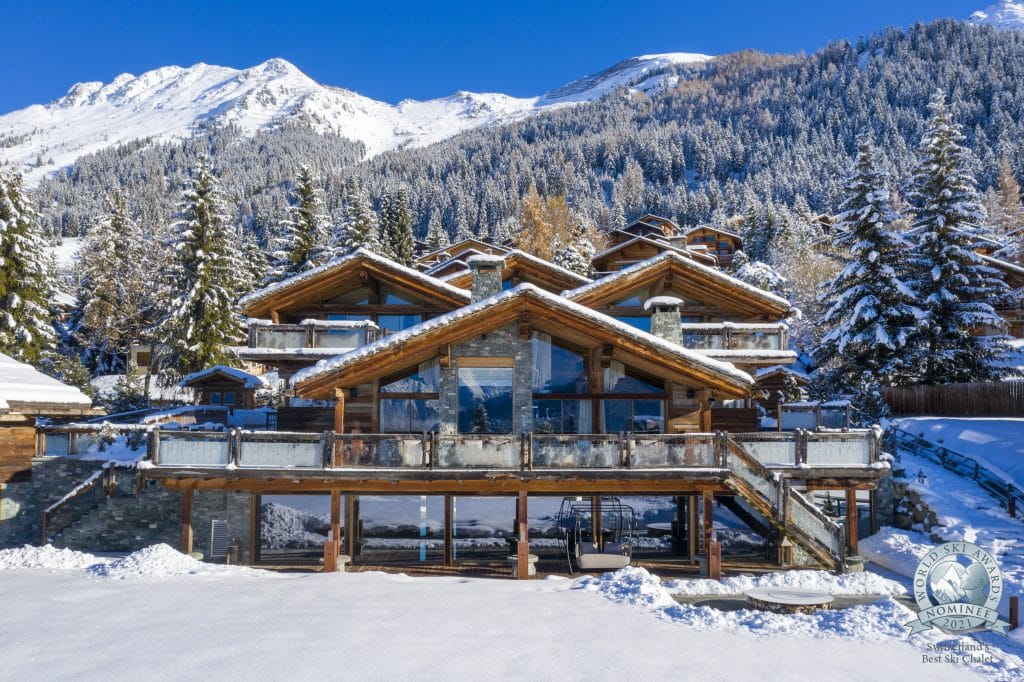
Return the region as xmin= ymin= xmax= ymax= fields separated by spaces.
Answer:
xmin=845 ymin=488 xmax=858 ymax=555
xmin=516 ymin=491 xmax=529 ymax=580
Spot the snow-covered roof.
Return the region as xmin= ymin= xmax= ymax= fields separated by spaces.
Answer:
xmin=293 ymin=283 xmax=754 ymax=391
xmin=238 ymin=248 xmax=470 ymax=311
xmin=682 ymin=225 xmax=743 ymax=241
xmin=443 ymin=249 xmax=592 ymax=288
xmin=644 ymin=296 xmax=685 ymax=310
xmin=0 ymin=353 xmax=94 ymax=412
xmin=754 ymin=364 xmax=811 ymax=382
xmin=591 ymin=235 xmax=686 ymax=262
xmin=565 ymin=250 xmax=793 ymax=313
xmin=416 ymin=237 xmax=509 ymax=265
xmin=465 ymin=254 xmax=507 ymax=268
xmin=179 ymin=365 xmax=269 ymax=389
xmin=247 ymin=318 xmax=381 ymax=330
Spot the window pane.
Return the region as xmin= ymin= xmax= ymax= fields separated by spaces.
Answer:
xmin=611 ymin=288 xmax=647 ymax=307
xmin=326 ymin=289 xmax=370 ymax=305
xmin=378 ymin=314 xmax=423 ymax=333
xmin=380 ymin=398 xmax=439 ymax=433
xmin=381 ymin=289 xmax=419 ymax=305
xmin=534 ymin=399 xmax=591 ymax=434
xmin=531 ymin=332 xmax=587 ymax=394
xmin=381 ymin=359 xmax=440 ymax=393
xmin=210 ymin=392 xmax=221 ymax=405
xmin=604 ymin=360 xmax=662 ymax=393
xmin=458 ymin=367 xmax=513 ymax=433
xmin=613 ymin=316 xmax=651 ymax=332
xmin=602 ymin=400 xmax=632 ymax=434
xmin=632 ymin=400 xmax=664 ymax=433
xmin=223 ymin=392 xmax=235 ymax=405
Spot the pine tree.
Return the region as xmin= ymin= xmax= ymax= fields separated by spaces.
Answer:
xmin=471 ymin=404 xmax=490 ymax=433
xmin=985 ymin=156 xmax=1024 ymax=262
xmin=425 ymin=211 xmax=450 ymax=252
xmin=813 ymin=139 xmax=921 ymax=390
xmin=267 ymin=165 xmax=329 ymax=282
xmin=156 ymin=159 xmax=243 ymax=374
xmin=239 ymin=234 xmax=268 ymax=295
xmin=337 ymin=179 xmax=380 ymax=254
xmin=906 ymin=93 xmax=1010 ymax=384
xmin=76 ymin=192 xmax=148 ymax=373
xmin=730 ymin=250 xmax=789 ymax=297
xmin=379 ymin=188 xmax=415 ymax=265
xmin=0 ymin=169 xmax=56 ymax=362
xmin=552 ymin=220 xmax=597 ymax=276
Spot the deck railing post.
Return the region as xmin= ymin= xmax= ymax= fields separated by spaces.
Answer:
xmin=323 ymin=431 xmax=334 ymax=468
xmin=148 ymin=430 xmax=159 ymax=465
xmin=618 ymin=431 xmax=626 ymax=468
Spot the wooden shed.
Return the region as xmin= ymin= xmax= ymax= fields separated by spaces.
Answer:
xmin=179 ymin=365 xmax=269 ymax=410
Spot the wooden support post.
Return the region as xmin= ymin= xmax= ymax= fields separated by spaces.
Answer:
xmin=592 ymin=496 xmax=603 ymax=550
xmin=443 ymin=494 xmax=454 ymax=567
xmin=516 ymin=491 xmax=529 ymax=580
xmin=707 ymin=540 xmax=722 ymax=580
xmin=180 ymin=487 xmax=194 ymax=556
xmin=1010 ymin=596 xmax=1019 ymax=631
xmin=330 ymin=490 xmax=341 ymax=550
xmin=334 ymin=388 xmax=346 ymax=434
xmin=845 ymin=488 xmax=859 ymax=555
xmin=344 ymin=494 xmax=357 ymax=559
xmin=323 ymin=540 xmax=338 ymax=573
xmin=687 ymin=494 xmax=698 ymax=562
xmin=702 ymin=491 xmax=713 ymax=554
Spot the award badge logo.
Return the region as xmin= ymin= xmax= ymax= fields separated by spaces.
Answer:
xmin=905 ymin=541 xmax=1011 ymax=636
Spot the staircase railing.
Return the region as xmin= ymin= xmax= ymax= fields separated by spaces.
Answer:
xmin=39 ymin=464 xmax=117 ymax=545
xmin=725 ymin=434 xmax=845 ymax=571
xmin=889 ymin=425 xmax=1023 ymax=519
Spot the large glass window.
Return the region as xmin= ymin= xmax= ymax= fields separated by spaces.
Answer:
xmin=379 ymin=360 xmax=440 ymax=433
xmin=378 ymin=314 xmax=423 ymax=334
xmin=327 ymin=313 xmax=371 ymax=323
xmin=457 ymin=366 xmax=514 ymax=433
xmin=614 ymin=316 xmax=651 ymax=332
xmin=601 ymin=361 xmax=664 ymax=433
xmin=531 ymin=332 xmax=590 ymax=434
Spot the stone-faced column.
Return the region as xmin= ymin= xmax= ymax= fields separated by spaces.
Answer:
xmin=466 ymin=254 xmax=506 ymax=303
xmin=645 ymin=296 xmax=683 ymax=345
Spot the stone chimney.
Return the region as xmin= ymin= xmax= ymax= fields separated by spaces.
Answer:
xmin=466 ymin=254 xmax=506 ymax=303
xmin=644 ymin=296 xmax=683 ymax=345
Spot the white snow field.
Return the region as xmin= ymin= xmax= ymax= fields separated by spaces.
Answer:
xmin=1 ymin=543 xmax=1015 ymax=681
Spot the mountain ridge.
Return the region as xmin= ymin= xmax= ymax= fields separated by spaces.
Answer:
xmin=0 ymin=53 xmax=711 ymax=185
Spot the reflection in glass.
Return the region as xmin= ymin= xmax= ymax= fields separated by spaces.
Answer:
xmin=531 ymin=332 xmax=588 ymax=394
xmin=381 ymin=360 xmax=440 ymax=393
xmin=457 ymin=367 xmax=513 ymax=433
xmin=380 ymin=398 xmax=440 ymax=433
xmin=378 ymin=314 xmax=423 ymax=334
xmin=533 ymin=399 xmax=592 ymax=434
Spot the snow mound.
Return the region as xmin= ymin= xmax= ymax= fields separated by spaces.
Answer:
xmin=575 ymin=566 xmax=678 ymax=610
xmin=89 ymin=544 xmax=205 ymax=580
xmin=0 ymin=544 xmax=102 ymax=570
xmin=664 ymin=569 xmax=906 ymax=596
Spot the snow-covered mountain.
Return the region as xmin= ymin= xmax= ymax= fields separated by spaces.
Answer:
xmin=970 ymin=1 xmax=1024 ymax=30
xmin=0 ymin=53 xmax=710 ymax=185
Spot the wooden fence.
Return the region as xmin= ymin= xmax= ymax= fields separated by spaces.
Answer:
xmin=883 ymin=381 xmax=1024 ymax=417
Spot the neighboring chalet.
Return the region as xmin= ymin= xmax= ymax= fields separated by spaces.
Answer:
xmin=179 ymin=365 xmax=268 ymax=410
xmin=415 ymin=238 xmax=510 ymax=271
xmin=0 ymin=353 xmax=99 ymax=483
xmin=675 ymin=225 xmax=743 ymax=267
xmin=983 ymin=254 xmax=1024 ymax=337
xmin=143 ymin=244 xmax=885 ymax=577
xmin=443 ymin=249 xmax=592 ymax=294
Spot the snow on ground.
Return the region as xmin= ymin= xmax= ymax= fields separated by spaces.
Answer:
xmin=893 ymin=417 xmax=1024 ymax=486
xmin=0 ymin=544 xmax=1005 ymax=681
xmin=663 ymin=569 xmax=907 ymax=596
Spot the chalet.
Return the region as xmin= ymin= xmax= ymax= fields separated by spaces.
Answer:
xmin=0 ymin=353 xmax=99 ymax=483
xmin=140 ymin=251 xmax=886 ymax=578
xmin=605 ymin=215 xmax=678 ymax=247
xmin=443 ymin=249 xmax=592 ymax=294
xmin=415 ymin=237 xmax=509 ymax=270
xmin=591 ymin=235 xmax=717 ymax=274
xmin=179 ymin=365 xmax=269 ymax=410
xmin=982 ymin=254 xmax=1024 ymax=337
xmin=675 ymin=226 xmax=743 ymax=267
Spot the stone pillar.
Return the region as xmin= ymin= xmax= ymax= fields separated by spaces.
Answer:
xmin=467 ymin=255 xmax=506 ymax=303
xmin=645 ymin=296 xmax=683 ymax=345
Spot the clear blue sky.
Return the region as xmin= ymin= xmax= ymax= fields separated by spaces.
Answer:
xmin=0 ymin=0 xmax=988 ymax=113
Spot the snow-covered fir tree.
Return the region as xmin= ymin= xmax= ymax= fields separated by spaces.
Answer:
xmin=0 ymin=169 xmax=56 ymax=363
xmin=75 ymin=192 xmax=148 ymax=373
xmin=336 ymin=179 xmax=380 ymax=254
xmin=813 ymin=139 xmax=922 ymax=391
xmin=552 ymin=220 xmax=596 ymax=276
xmin=906 ymin=92 xmax=1011 ymax=384
xmin=156 ymin=159 xmax=243 ymax=374
xmin=730 ymin=250 xmax=788 ymax=297
xmin=424 ymin=211 xmax=450 ymax=252
xmin=379 ymin=188 xmax=415 ymax=265
xmin=267 ymin=165 xmax=329 ymax=283
xmin=986 ymin=156 xmax=1024 ymax=262
xmin=239 ymin=233 xmax=268 ymax=295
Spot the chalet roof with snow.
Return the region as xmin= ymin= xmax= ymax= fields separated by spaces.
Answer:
xmin=179 ymin=365 xmax=270 ymax=389
xmin=415 ymin=237 xmax=509 ymax=267
xmin=0 ymin=353 xmax=98 ymax=416
xmin=443 ymin=249 xmax=592 ymax=293
xmin=590 ymin=235 xmax=718 ymax=271
xmin=566 ymin=251 xmax=794 ymax=320
xmin=681 ymin=224 xmax=743 ymax=241
xmin=238 ymin=248 xmax=471 ymax=319
xmin=293 ymin=283 xmax=753 ymax=399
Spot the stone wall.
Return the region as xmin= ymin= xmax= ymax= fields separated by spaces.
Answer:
xmin=0 ymin=456 xmax=252 ymax=562
xmin=438 ymin=323 xmax=533 ymax=435
xmin=0 ymin=457 xmax=106 ymax=547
